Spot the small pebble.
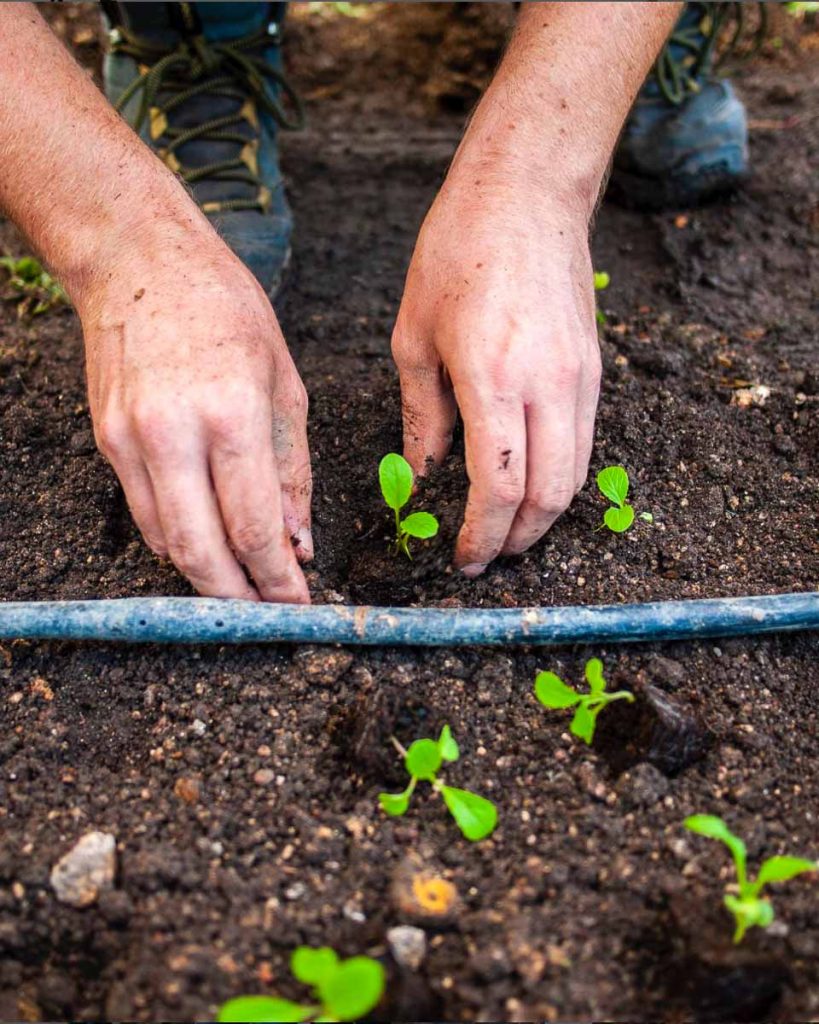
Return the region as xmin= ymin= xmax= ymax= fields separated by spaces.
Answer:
xmin=253 ymin=769 xmax=275 ymax=786
xmin=387 ymin=925 xmax=427 ymax=971
xmin=50 ymin=831 xmax=116 ymax=908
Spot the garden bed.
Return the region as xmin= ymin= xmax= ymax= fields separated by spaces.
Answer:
xmin=0 ymin=5 xmax=817 ymax=1021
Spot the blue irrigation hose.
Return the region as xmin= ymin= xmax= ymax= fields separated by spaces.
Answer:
xmin=0 ymin=592 xmax=816 ymax=646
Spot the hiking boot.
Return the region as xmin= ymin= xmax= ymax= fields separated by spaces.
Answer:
xmin=611 ymin=2 xmax=757 ymax=209
xmin=103 ymin=2 xmax=302 ymax=298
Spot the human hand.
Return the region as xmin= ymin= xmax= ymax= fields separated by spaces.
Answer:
xmin=76 ymin=228 xmax=311 ymax=603
xmin=392 ymin=157 xmax=601 ymax=577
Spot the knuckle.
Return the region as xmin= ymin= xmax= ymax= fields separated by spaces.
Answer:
xmin=205 ymin=384 xmax=264 ymax=439
xmin=230 ymin=519 xmax=276 ymax=560
xmin=131 ymin=401 xmax=173 ymax=451
xmin=530 ymin=481 xmax=575 ymax=516
xmin=486 ymin=478 xmax=525 ymax=511
xmin=142 ymin=533 xmax=169 ymax=559
xmin=551 ymin=358 xmax=582 ymax=391
xmin=289 ymin=381 xmax=308 ymax=418
xmin=95 ymin=413 xmax=128 ymax=459
xmin=166 ymin=532 xmax=209 ymax=577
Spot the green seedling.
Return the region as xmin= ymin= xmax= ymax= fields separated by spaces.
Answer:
xmin=379 ymin=725 xmax=497 ymax=842
xmin=786 ymin=2 xmax=819 ymax=16
xmin=0 ymin=255 xmax=67 ymax=318
xmin=535 ymin=657 xmax=634 ymax=744
xmin=684 ymin=815 xmax=817 ymax=944
xmin=379 ymin=452 xmax=439 ymax=558
xmin=596 ymin=465 xmax=652 ymax=533
xmin=594 ymin=270 xmax=610 ymax=325
xmin=218 ymin=946 xmax=385 ymax=1023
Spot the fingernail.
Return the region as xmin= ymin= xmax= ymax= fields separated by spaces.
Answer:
xmin=292 ymin=527 xmax=314 ymax=562
xmin=459 ymin=562 xmax=488 ymax=579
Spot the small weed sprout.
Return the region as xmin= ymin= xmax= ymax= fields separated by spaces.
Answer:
xmin=594 ymin=270 xmax=610 ymax=325
xmin=596 ymin=465 xmax=652 ymax=533
xmin=535 ymin=657 xmax=634 ymax=744
xmin=379 ymin=725 xmax=498 ymax=842
xmin=684 ymin=814 xmax=817 ymax=944
xmin=218 ymin=946 xmax=385 ymax=1023
xmin=0 ymin=255 xmax=67 ymax=318
xmin=379 ymin=453 xmax=439 ymax=558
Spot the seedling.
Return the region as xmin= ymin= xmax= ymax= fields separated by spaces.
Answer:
xmin=218 ymin=946 xmax=385 ymax=1023
xmin=379 ymin=725 xmax=497 ymax=841
xmin=594 ymin=270 xmax=610 ymax=325
xmin=684 ymin=815 xmax=817 ymax=944
xmin=378 ymin=452 xmax=439 ymax=558
xmin=0 ymin=255 xmax=67 ymax=318
xmin=535 ymin=657 xmax=634 ymax=744
xmin=596 ymin=465 xmax=652 ymax=533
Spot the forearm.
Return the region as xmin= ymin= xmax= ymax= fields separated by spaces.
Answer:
xmin=450 ymin=1 xmax=682 ymax=219
xmin=0 ymin=4 xmax=216 ymax=309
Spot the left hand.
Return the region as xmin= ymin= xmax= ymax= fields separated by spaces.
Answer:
xmin=392 ymin=155 xmax=601 ymax=577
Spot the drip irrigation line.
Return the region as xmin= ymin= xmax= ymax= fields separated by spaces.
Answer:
xmin=0 ymin=592 xmax=815 ymax=646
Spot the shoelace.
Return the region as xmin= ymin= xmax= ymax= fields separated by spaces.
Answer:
xmin=655 ymin=1 xmax=768 ymax=105
xmin=111 ymin=25 xmax=305 ymax=213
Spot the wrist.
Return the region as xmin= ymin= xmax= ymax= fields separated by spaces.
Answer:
xmin=448 ymin=78 xmax=605 ymax=225
xmin=67 ymin=188 xmax=223 ymax=321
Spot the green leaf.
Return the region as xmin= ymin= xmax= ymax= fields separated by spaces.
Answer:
xmin=603 ymin=504 xmax=635 ymax=533
xmin=291 ymin=947 xmax=339 ymax=987
xmin=639 ymin=511 xmax=654 ymax=523
xmin=593 ymin=271 xmax=610 ymax=291
xmin=534 ymin=671 xmax=581 ymax=709
xmin=584 ymin=658 xmax=606 ymax=696
xmin=379 ymin=790 xmax=411 ymax=817
xmin=400 ymin=511 xmax=439 ymax=539
xmin=217 ymin=996 xmax=313 ymax=1023
xmin=319 ymin=956 xmax=385 ymax=1021
xmin=440 ymin=785 xmax=498 ymax=842
xmin=379 ymin=453 xmax=413 ymax=512
xmin=756 ymin=855 xmax=818 ymax=890
xmin=570 ymin=703 xmax=596 ymax=744
xmin=438 ymin=724 xmax=460 ymax=763
xmin=684 ymin=815 xmax=748 ymax=887
xmin=597 ymin=465 xmax=630 ymax=507
xmin=405 ymin=738 xmax=442 ymax=781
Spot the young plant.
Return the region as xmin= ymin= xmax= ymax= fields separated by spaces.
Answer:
xmin=0 ymin=255 xmax=67 ymax=317
xmin=594 ymin=269 xmax=610 ymax=325
xmin=684 ymin=815 xmax=817 ymax=944
xmin=535 ymin=657 xmax=634 ymax=744
xmin=378 ymin=452 xmax=439 ymax=558
xmin=218 ymin=946 xmax=385 ymax=1023
xmin=379 ymin=724 xmax=497 ymax=842
xmin=596 ymin=465 xmax=652 ymax=533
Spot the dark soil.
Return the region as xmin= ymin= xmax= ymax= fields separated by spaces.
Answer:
xmin=1 ymin=5 xmax=818 ymax=1021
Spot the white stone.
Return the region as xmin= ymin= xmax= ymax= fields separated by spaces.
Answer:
xmin=387 ymin=925 xmax=427 ymax=971
xmin=50 ymin=831 xmax=116 ymax=908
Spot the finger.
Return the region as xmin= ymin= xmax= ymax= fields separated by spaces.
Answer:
xmin=117 ymin=458 xmax=168 ymax=557
xmin=393 ymin=337 xmax=457 ymax=477
xmin=146 ymin=449 xmax=261 ymax=602
xmin=453 ymin=390 xmax=526 ymax=576
xmin=502 ymin=399 xmax=577 ymax=556
xmin=574 ymin=351 xmax=601 ymax=492
xmin=271 ymin=384 xmax=313 ymax=564
xmin=96 ymin=416 xmax=168 ymax=557
xmin=210 ymin=430 xmax=310 ymax=604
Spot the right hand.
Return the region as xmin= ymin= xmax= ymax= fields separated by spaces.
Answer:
xmin=76 ymin=230 xmax=311 ymax=604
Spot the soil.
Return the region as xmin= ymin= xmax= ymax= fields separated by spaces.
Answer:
xmin=1 ymin=4 xmax=818 ymax=1022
